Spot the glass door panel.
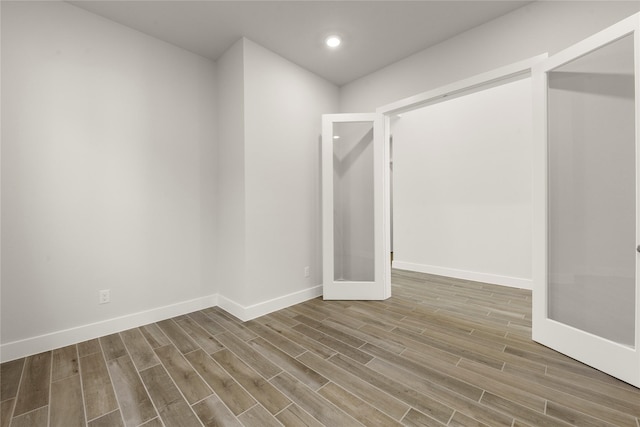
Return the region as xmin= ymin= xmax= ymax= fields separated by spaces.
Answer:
xmin=333 ymin=121 xmax=375 ymax=282
xmin=547 ymin=34 xmax=636 ymax=346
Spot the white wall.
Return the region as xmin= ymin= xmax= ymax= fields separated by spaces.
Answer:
xmin=392 ymin=78 xmax=532 ymax=288
xmin=1 ymin=1 xmax=218 ymax=358
xmin=0 ymin=3 xmax=339 ymax=359
xmin=242 ymin=39 xmax=339 ymax=308
xmin=340 ymin=1 xmax=640 ymax=113
xmin=217 ymin=39 xmax=246 ymax=305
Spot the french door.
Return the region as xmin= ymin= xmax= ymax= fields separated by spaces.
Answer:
xmin=532 ymin=14 xmax=640 ymax=386
xmin=321 ymin=113 xmax=390 ymax=300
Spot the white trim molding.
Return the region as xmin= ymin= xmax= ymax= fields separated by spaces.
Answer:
xmin=218 ymin=285 xmax=323 ymax=322
xmin=377 ymin=54 xmax=548 ymax=116
xmin=0 ymin=294 xmax=218 ymax=363
xmin=393 ymin=261 xmax=532 ymax=290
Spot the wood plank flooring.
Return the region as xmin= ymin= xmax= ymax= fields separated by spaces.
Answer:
xmin=2 ymin=269 xmax=640 ymax=426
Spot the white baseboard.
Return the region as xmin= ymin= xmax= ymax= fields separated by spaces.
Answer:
xmin=393 ymin=261 xmax=532 ymax=290
xmin=1 ymin=294 xmax=218 ymax=363
xmin=1 ymin=284 xmax=324 ymax=362
xmin=218 ymin=285 xmax=323 ymax=322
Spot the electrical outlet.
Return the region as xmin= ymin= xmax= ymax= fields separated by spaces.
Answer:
xmin=304 ymin=266 xmax=310 ymax=278
xmin=99 ymin=289 xmax=110 ymax=304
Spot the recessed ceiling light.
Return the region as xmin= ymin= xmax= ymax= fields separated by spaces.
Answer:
xmin=333 ymin=135 xmax=340 ymax=139
xmin=325 ymin=35 xmax=341 ymax=48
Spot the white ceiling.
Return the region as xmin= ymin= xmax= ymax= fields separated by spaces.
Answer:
xmin=69 ymin=1 xmax=532 ymax=86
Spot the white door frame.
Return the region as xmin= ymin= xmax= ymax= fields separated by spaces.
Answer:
xmin=322 ymin=113 xmax=389 ymax=299
xmin=531 ymin=13 xmax=640 ymax=387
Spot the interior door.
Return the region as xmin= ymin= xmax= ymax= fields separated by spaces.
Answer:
xmin=532 ymin=14 xmax=640 ymax=386
xmin=321 ymin=113 xmax=390 ymax=300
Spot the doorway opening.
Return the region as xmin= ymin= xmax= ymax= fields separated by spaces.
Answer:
xmin=378 ymin=55 xmax=546 ymax=291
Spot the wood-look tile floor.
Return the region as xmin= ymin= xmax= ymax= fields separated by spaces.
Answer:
xmin=2 ymin=269 xmax=640 ymax=427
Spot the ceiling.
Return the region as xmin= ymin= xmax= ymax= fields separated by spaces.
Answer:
xmin=69 ymin=1 xmax=532 ymax=86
